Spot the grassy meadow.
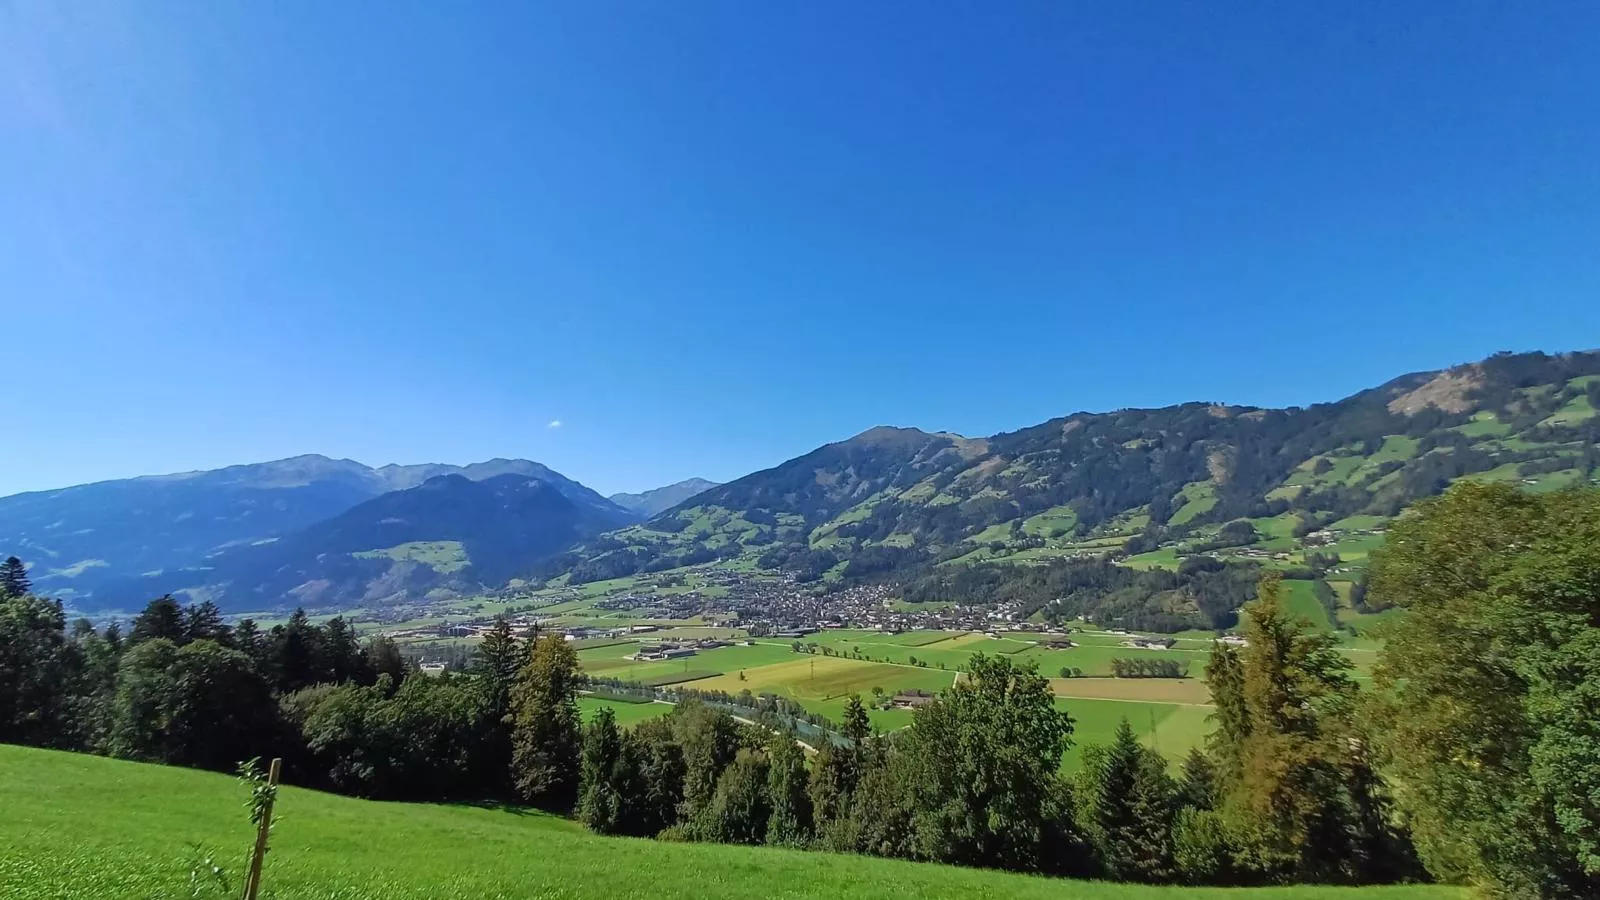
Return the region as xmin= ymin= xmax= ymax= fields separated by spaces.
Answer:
xmin=0 ymin=745 xmax=1467 ymax=900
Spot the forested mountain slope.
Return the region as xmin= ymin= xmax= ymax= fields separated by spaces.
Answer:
xmin=0 ymin=455 xmax=632 ymax=607
xmin=549 ymin=351 xmax=1600 ymax=589
xmin=186 ymin=474 xmax=634 ymax=611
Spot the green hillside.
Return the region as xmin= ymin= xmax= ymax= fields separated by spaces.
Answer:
xmin=543 ymin=351 xmax=1600 ymax=629
xmin=0 ymin=744 xmax=1465 ymax=900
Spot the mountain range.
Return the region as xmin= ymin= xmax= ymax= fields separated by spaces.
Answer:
xmin=3 ymin=349 xmax=1597 ymax=614
xmin=0 ymin=456 xmax=640 ymax=610
xmin=548 ymin=350 xmax=1600 ymax=596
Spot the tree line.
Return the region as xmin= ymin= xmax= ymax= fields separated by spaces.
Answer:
xmin=2 ymin=480 xmax=1597 ymax=896
xmin=1108 ymin=657 xmax=1189 ymax=678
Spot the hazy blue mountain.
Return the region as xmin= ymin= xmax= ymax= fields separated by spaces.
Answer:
xmin=609 ymin=478 xmax=720 ymax=517
xmin=192 ymin=473 xmax=632 ymax=612
xmin=0 ymin=455 xmax=630 ymax=607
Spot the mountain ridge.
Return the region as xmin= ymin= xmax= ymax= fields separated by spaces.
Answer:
xmin=0 ymin=455 xmax=632 ymax=606
xmin=609 ymin=478 xmax=721 ymax=517
xmin=549 ymin=350 xmax=1600 ymax=599
xmin=191 ymin=472 xmax=632 ymax=611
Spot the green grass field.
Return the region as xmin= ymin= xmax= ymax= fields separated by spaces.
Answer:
xmin=352 ymin=540 xmax=469 ymax=574
xmin=578 ymin=695 xmax=675 ymax=726
xmin=1281 ymin=580 xmax=1332 ymax=629
xmin=0 ymin=745 xmax=1465 ymax=900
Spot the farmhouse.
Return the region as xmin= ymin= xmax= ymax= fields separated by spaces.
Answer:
xmin=1124 ymin=637 xmax=1177 ymax=650
xmin=632 ymin=642 xmax=700 ymax=661
xmin=889 ymin=689 xmax=937 ymax=710
xmin=1217 ymin=634 xmax=1249 ymax=647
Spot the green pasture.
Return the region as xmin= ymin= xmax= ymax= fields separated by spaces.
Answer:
xmin=2 ymin=746 xmax=1469 ymax=899
xmin=578 ymin=696 xmax=675 ymax=727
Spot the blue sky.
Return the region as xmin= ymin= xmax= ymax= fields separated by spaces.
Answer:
xmin=4 ymin=2 xmax=1598 ymax=498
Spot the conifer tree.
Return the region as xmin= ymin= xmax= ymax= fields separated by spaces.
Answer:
xmin=473 ymin=618 xmax=522 ymax=720
xmin=1091 ymin=719 xmax=1175 ymax=882
xmin=765 ymin=730 xmax=813 ymax=846
xmin=509 ymin=634 xmax=582 ymax=811
xmin=0 ymin=556 xmax=31 ymax=598
xmin=578 ymin=707 xmax=626 ymax=833
xmin=128 ymin=596 xmax=186 ymax=646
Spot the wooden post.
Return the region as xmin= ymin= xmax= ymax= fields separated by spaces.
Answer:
xmin=242 ymin=757 xmax=282 ymax=900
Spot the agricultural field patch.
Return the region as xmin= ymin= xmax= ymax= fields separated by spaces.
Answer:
xmin=1281 ymin=579 xmax=1332 ymax=629
xmin=1021 ymin=504 xmax=1081 ymax=538
xmin=1169 ymin=481 xmax=1217 ymax=526
xmin=692 ymin=656 xmax=958 ymax=709
xmin=352 ymin=541 xmax=469 ymax=574
xmin=578 ymin=696 xmax=675 ymax=727
xmin=1050 ymin=677 xmax=1212 ymax=705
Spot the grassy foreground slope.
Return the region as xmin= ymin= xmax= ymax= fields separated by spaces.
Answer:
xmin=0 ymin=746 xmax=1465 ymax=900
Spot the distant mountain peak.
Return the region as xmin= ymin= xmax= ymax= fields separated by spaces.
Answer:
xmin=0 ymin=454 xmax=625 ymax=609
xmin=841 ymin=425 xmax=936 ymax=446
xmin=609 ymin=478 xmax=721 ymax=517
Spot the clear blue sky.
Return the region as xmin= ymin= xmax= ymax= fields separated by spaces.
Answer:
xmin=4 ymin=2 xmax=1598 ymax=498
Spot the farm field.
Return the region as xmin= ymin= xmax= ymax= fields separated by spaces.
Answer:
xmin=560 ymin=620 xmax=1397 ymax=769
xmin=0 ymin=745 xmax=1464 ymax=900
xmin=1050 ymin=677 xmax=1212 ymax=705
xmin=693 ymin=655 xmax=958 ymax=731
xmin=577 ymin=641 xmax=796 ymax=681
xmin=1056 ymin=698 xmax=1211 ymax=771
xmin=578 ymin=695 xmax=675 ymax=727
xmin=1281 ymin=579 xmax=1332 ymax=629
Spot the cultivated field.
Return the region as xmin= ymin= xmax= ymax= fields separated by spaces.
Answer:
xmin=0 ymin=745 xmax=1467 ymax=900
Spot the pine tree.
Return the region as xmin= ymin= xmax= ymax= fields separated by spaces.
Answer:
xmin=631 ymin=716 xmax=685 ymax=836
xmin=365 ymin=635 xmax=408 ymax=686
xmin=841 ymin=694 xmax=871 ymax=743
xmin=1204 ymin=640 xmax=1248 ymax=781
xmin=765 ymin=730 xmax=813 ymax=846
xmin=182 ymin=600 xmax=230 ymax=647
xmin=231 ymin=619 xmax=269 ymax=675
xmin=0 ymin=556 xmax=31 ymax=598
xmin=1216 ymin=573 xmax=1372 ymax=882
xmin=1176 ymin=748 xmax=1217 ymax=811
xmin=509 ymin=634 xmax=582 ymax=812
xmin=272 ymin=608 xmax=325 ymax=692
xmin=128 ymin=596 xmax=186 ymax=646
xmin=674 ymin=700 xmax=740 ymax=824
xmin=1092 ymin=719 xmax=1174 ymax=882
xmin=702 ymin=749 xmax=771 ymax=845
xmin=808 ymin=741 xmax=855 ymax=829
xmin=578 ymin=707 xmax=626 ymax=833
xmin=321 ymin=617 xmax=365 ymax=683
xmin=473 ymin=618 xmax=522 ymax=720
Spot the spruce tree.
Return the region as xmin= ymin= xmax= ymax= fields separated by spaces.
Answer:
xmin=272 ymin=608 xmax=325 ymax=692
xmin=509 ymin=634 xmax=582 ymax=811
xmin=578 ymin=707 xmax=625 ymax=833
xmin=321 ymin=616 xmax=365 ymax=683
xmin=473 ymin=618 xmax=522 ymax=720
xmin=765 ymin=730 xmax=813 ymax=846
xmin=182 ymin=600 xmax=230 ymax=647
xmin=631 ymin=716 xmax=685 ymax=836
xmin=1092 ymin=719 xmax=1174 ymax=882
xmin=1176 ymin=748 xmax=1218 ymax=811
xmin=0 ymin=556 xmax=30 ymax=598
xmin=841 ymin=693 xmax=870 ymax=743
xmin=807 ymin=741 xmax=855 ymax=829
xmin=128 ymin=596 xmax=186 ymax=646
xmin=702 ymin=749 xmax=771 ymax=845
